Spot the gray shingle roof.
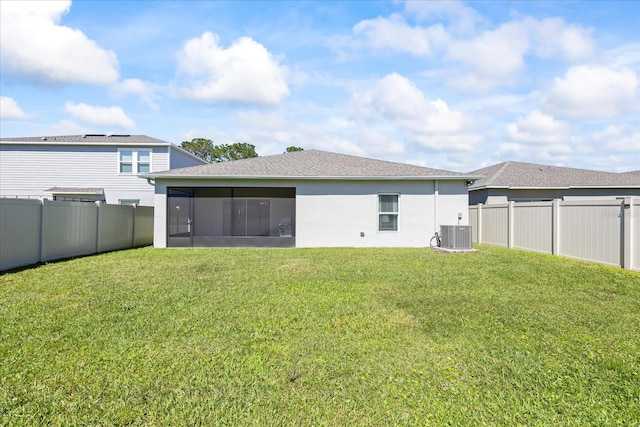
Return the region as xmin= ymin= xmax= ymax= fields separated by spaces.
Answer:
xmin=145 ymin=150 xmax=478 ymax=180
xmin=0 ymin=134 xmax=170 ymax=145
xmin=469 ymin=161 xmax=640 ymax=189
xmin=45 ymin=187 xmax=105 ymax=194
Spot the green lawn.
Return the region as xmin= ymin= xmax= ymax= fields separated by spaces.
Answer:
xmin=1 ymin=246 xmax=639 ymax=426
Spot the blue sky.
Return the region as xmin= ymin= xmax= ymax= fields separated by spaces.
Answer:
xmin=1 ymin=0 xmax=638 ymax=172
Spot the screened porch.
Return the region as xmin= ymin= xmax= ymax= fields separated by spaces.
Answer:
xmin=167 ymin=187 xmax=296 ymax=247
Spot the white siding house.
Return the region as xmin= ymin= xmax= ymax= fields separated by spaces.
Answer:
xmin=142 ymin=150 xmax=480 ymax=248
xmin=0 ymin=134 xmax=206 ymax=206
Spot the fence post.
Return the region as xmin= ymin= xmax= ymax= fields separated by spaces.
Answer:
xmin=39 ymin=199 xmax=45 ymax=263
xmin=622 ymin=197 xmax=632 ymax=270
xmin=95 ymin=201 xmax=101 ymax=254
xmin=552 ymin=199 xmax=560 ymax=255
xmin=132 ymin=204 xmax=137 ymax=248
xmin=508 ymin=201 xmax=514 ymax=248
xmin=477 ymin=203 xmax=483 ymax=244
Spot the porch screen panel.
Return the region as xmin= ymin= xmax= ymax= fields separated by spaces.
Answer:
xmin=189 ymin=187 xmax=295 ymax=243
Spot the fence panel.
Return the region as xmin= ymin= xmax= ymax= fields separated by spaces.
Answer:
xmin=0 ymin=199 xmax=154 ymax=271
xmin=558 ymin=200 xmax=622 ymax=267
xmin=469 ymin=205 xmax=478 ymax=243
xmin=134 ymin=206 xmax=154 ymax=247
xmin=480 ymin=204 xmax=509 ymax=247
xmin=41 ymin=200 xmax=98 ymax=262
xmin=513 ymin=202 xmax=553 ymax=254
xmin=471 ymin=198 xmax=637 ymax=270
xmin=98 ymin=203 xmax=134 ymax=252
xmin=0 ymin=199 xmax=42 ymax=270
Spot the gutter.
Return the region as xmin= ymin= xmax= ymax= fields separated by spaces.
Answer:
xmin=139 ymin=174 xmax=484 ymax=181
xmin=471 ymin=184 xmax=640 ymax=190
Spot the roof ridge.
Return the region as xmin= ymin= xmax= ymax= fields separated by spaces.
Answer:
xmin=486 ymin=161 xmax=512 ymax=185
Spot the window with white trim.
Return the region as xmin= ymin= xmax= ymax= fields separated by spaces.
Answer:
xmin=378 ymin=194 xmax=398 ymax=231
xmin=119 ymin=149 xmax=151 ymax=174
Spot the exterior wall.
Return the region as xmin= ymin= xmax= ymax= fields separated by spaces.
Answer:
xmin=0 ymin=144 xmax=189 ymax=206
xmin=169 ymin=147 xmax=205 ymax=170
xmin=151 ymin=178 xmax=470 ymax=248
xmin=471 ymin=187 xmax=640 ymax=205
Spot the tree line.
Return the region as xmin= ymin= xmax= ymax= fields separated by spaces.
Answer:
xmin=180 ymin=138 xmax=303 ymax=163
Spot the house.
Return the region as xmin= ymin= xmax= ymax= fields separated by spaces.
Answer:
xmin=140 ymin=150 xmax=481 ymax=248
xmin=0 ymin=134 xmax=206 ymax=206
xmin=468 ymin=161 xmax=640 ymax=205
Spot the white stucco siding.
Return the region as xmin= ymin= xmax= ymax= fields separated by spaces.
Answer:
xmin=434 ymin=180 xmax=471 ymax=228
xmin=153 ymin=182 xmax=168 ymax=247
xmin=295 ymin=180 xmax=439 ymax=247
xmin=150 ymin=178 xmax=470 ymax=248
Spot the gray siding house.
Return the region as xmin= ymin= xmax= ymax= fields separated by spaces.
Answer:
xmin=0 ymin=134 xmax=206 ymax=206
xmin=141 ymin=150 xmax=481 ymax=248
xmin=469 ymin=161 xmax=640 ymax=205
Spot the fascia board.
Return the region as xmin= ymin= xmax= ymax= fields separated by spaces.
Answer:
xmin=140 ymin=174 xmax=482 ymax=181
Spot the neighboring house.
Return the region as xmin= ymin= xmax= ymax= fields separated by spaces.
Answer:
xmin=468 ymin=161 xmax=640 ymax=205
xmin=0 ymin=134 xmax=206 ymax=206
xmin=140 ymin=150 xmax=481 ymax=248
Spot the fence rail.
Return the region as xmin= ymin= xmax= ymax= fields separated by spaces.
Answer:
xmin=469 ymin=198 xmax=639 ymax=271
xmin=1 ymin=199 xmax=153 ymax=271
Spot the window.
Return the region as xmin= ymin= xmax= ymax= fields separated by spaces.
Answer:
xmin=119 ymin=149 xmax=151 ymax=174
xmin=119 ymin=150 xmax=133 ymax=173
xmin=137 ymin=150 xmax=150 ymax=173
xmin=119 ymin=199 xmax=140 ymax=206
xmin=378 ymin=194 xmax=398 ymax=231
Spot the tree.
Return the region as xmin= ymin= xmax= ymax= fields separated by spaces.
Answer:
xmin=285 ymin=146 xmax=304 ymax=152
xmin=180 ymin=138 xmax=215 ymax=163
xmin=180 ymin=139 xmax=258 ymax=163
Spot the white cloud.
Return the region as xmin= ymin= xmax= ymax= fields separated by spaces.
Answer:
xmin=352 ymin=14 xmax=447 ymax=56
xmin=174 ymin=32 xmax=289 ymax=104
xmin=352 ymin=73 xmax=481 ymax=152
xmin=603 ymin=43 xmax=640 ymax=69
xmin=0 ymin=0 xmax=119 ymax=85
xmin=446 ymin=21 xmax=529 ymax=80
xmin=415 ymin=133 xmax=483 ymax=152
xmin=403 ymin=0 xmax=484 ymax=35
xmin=65 ymin=102 xmax=135 ymax=129
xmin=589 ymin=125 xmax=640 ymax=153
xmin=111 ymin=79 xmax=159 ymax=110
xmin=543 ymin=65 xmax=639 ymax=119
xmin=528 ymin=17 xmax=594 ymax=62
xmin=353 ymin=73 xmax=465 ymax=135
xmin=0 ymin=96 xmax=28 ymax=119
xmin=506 ymin=110 xmax=569 ymax=144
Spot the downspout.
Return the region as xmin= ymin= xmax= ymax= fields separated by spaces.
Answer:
xmin=434 ymin=180 xmax=439 ymax=233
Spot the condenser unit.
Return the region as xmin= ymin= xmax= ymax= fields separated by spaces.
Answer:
xmin=439 ymin=225 xmax=472 ymax=250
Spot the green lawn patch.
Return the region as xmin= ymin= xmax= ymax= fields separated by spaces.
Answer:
xmin=1 ymin=246 xmax=639 ymax=425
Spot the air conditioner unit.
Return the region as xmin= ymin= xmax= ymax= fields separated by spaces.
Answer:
xmin=439 ymin=225 xmax=472 ymax=250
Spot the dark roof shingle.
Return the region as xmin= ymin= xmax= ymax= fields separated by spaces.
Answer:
xmin=146 ymin=150 xmax=475 ymax=179
xmin=469 ymin=161 xmax=640 ymax=189
xmin=0 ymin=134 xmax=171 ymax=145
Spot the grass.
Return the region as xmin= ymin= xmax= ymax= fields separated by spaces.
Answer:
xmin=1 ymin=246 xmax=639 ymax=426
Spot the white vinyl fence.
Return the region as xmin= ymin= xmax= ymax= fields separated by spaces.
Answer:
xmin=0 ymin=199 xmax=153 ymax=271
xmin=469 ymin=198 xmax=639 ymax=271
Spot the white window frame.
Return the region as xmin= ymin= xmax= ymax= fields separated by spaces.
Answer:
xmin=378 ymin=193 xmax=399 ymax=232
xmin=118 ymin=148 xmax=152 ymax=174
